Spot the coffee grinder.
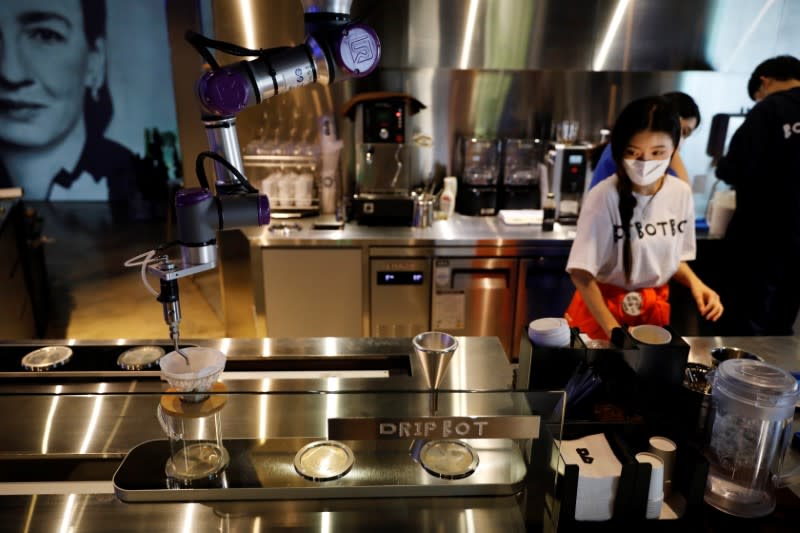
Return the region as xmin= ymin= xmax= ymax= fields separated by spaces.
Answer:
xmin=344 ymin=93 xmax=426 ymax=225
xmin=547 ymin=143 xmax=592 ymax=224
xmin=455 ymin=137 xmax=500 ymax=216
xmin=499 ymin=138 xmax=548 ymax=210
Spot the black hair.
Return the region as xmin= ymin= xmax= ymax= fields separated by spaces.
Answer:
xmin=610 ymin=96 xmax=681 ymax=283
xmin=81 ymin=0 xmax=106 ymax=44
xmin=662 ymin=91 xmax=701 ymax=128
xmin=80 ymin=0 xmax=112 ymax=137
xmin=747 ymin=55 xmax=800 ymax=100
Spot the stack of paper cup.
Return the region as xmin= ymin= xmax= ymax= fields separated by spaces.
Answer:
xmin=636 ymin=452 xmax=664 ymax=519
xmin=528 ymin=317 xmax=571 ymax=347
xmin=648 ymin=436 xmax=677 ymax=497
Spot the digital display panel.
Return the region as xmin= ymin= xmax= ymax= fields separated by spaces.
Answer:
xmin=568 ymin=154 xmax=584 ymax=165
xmin=377 ymin=271 xmax=424 ymax=285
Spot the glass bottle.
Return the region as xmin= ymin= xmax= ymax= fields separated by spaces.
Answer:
xmin=542 ymin=192 xmax=556 ymax=231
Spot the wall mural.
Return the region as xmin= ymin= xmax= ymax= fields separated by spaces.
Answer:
xmin=0 ymin=0 xmax=179 ymax=220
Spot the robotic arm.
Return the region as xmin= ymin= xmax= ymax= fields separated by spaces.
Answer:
xmin=142 ymin=1 xmax=380 ymax=352
xmin=195 ymin=11 xmax=381 ymax=117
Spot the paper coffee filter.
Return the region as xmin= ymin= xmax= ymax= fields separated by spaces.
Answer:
xmin=160 ymin=347 xmax=226 ymax=392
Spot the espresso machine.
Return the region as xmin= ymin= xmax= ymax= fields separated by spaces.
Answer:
xmin=455 ymin=137 xmax=500 ymax=216
xmin=547 ymin=143 xmax=593 ymax=224
xmin=345 ymin=93 xmax=425 ymax=225
xmin=499 ymin=138 xmax=548 ymax=210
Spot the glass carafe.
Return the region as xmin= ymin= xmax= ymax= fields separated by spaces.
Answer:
xmin=157 ymin=383 xmax=229 ymax=485
xmin=704 ymin=359 xmax=800 ymax=517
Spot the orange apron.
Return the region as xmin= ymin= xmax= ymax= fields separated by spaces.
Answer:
xmin=564 ymin=283 xmax=670 ymax=340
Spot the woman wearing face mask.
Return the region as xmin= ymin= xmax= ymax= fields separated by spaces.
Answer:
xmin=589 ymin=92 xmax=700 ymax=189
xmin=565 ymin=96 xmax=723 ymax=340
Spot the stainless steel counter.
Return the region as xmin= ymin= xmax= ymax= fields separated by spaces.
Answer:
xmin=232 ymin=215 xmax=716 ymax=340
xmin=232 ymin=215 xmax=578 ymax=340
xmin=2 ymin=335 xmax=799 ymax=531
xmin=241 ymin=213 xmax=575 ymax=248
xmin=0 ymin=336 xmax=512 ymax=395
xmin=241 ymin=213 xmax=718 ymax=248
xmin=0 ymin=493 xmax=533 ymax=532
xmin=0 ymin=336 xmax=518 ymax=459
xmin=0 ymin=336 xmax=557 ymax=532
xmin=684 ymin=335 xmax=800 ymax=369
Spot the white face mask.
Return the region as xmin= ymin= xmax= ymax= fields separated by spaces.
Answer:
xmin=622 ymin=158 xmax=670 ymax=187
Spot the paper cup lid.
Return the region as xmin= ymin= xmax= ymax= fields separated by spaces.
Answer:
xmin=714 ymin=359 xmax=799 ymax=409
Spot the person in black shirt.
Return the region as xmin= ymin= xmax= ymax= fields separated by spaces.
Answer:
xmin=715 ymin=55 xmax=800 ymax=335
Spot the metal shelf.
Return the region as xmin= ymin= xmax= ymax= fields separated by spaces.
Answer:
xmin=243 ymin=154 xmax=318 ymax=170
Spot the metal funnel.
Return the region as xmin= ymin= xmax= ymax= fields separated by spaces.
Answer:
xmin=412 ymin=331 xmax=458 ymax=391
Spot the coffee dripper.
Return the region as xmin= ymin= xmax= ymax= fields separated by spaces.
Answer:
xmin=412 ymin=331 xmax=458 ymax=415
xmin=409 ymin=331 xmax=455 ymax=461
xmin=410 ymin=331 xmax=480 ymax=479
xmin=409 ymin=330 xmax=458 ymax=462
xmin=157 ymin=347 xmax=229 ymax=485
xmin=157 ymin=382 xmax=229 ymax=485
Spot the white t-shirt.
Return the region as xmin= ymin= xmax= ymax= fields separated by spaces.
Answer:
xmin=566 ymin=174 xmax=696 ymax=290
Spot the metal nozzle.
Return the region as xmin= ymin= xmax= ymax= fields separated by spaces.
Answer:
xmin=169 ymin=325 xmax=190 ymax=365
xmin=156 ymin=259 xmax=189 ymax=365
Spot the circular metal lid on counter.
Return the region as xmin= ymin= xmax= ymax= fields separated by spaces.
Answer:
xmin=419 ymin=440 xmax=479 ymax=480
xmin=117 ymin=345 xmax=165 ymax=370
xmin=165 ymin=442 xmax=229 ymax=482
xmin=21 ymin=346 xmax=73 ymax=371
xmin=294 ymin=440 xmax=354 ymax=482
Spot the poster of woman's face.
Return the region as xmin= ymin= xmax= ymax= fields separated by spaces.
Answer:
xmin=0 ymin=0 xmax=102 ymax=149
xmin=0 ymin=0 xmax=178 ymax=213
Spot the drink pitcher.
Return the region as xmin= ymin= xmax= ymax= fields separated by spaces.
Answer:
xmin=704 ymin=359 xmax=800 ymax=517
